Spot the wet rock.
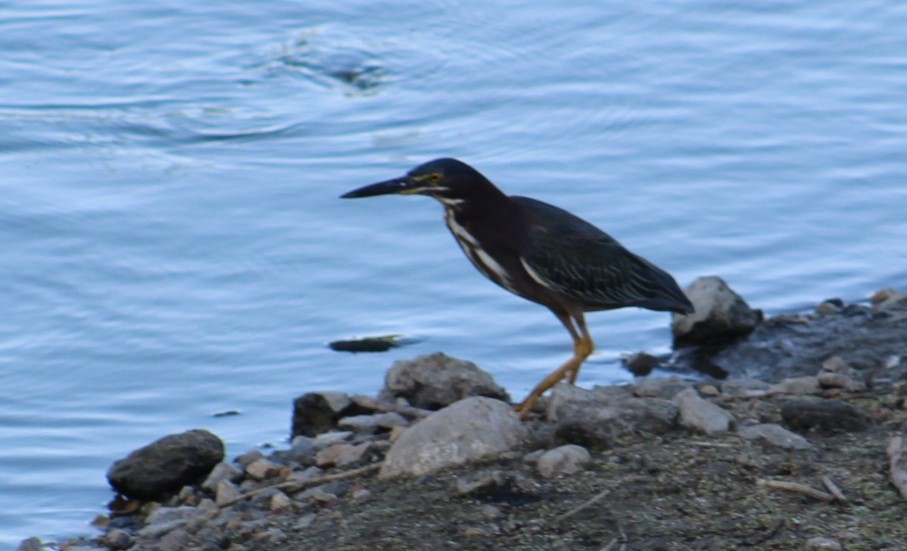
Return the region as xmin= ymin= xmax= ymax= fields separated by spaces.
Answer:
xmin=804 ymin=536 xmax=843 ymax=550
xmin=871 ymin=288 xmax=907 ymax=312
xmin=536 ymin=444 xmax=591 ymax=478
xmin=768 ymin=376 xmax=820 ymax=395
xmin=454 ymin=469 xmax=538 ymax=504
xmin=673 ymin=388 xmax=734 ymax=434
xmin=315 ymin=442 xmax=372 ymax=468
xmin=623 ymin=352 xmax=662 ymax=376
xmin=291 ymin=392 xmax=354 ymax=437
xmin=547 ymin=384 xmax=677 ymax=449
xmin=381 ymin=353 xmax=510 ymax=409
xmin=380 ymin=397 xmax=528 ymax=478
xmin=672 ymin=276 xmax=761 ymax=344
xmin=632 ymin=376 xmax=691 ymax=399
xmin=738 ymin=423 xmax=812 ymax=450
xmin=106 ymin=429 xmax=224 ymax=500
xmin=16 ymin=537 xmax=42 ymax=551
xmin=781 ymin=398 xmax=868 ymax=433
xmin=201 ymin=462 xmax=243 ymax=492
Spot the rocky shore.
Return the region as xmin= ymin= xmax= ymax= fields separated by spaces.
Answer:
xmin=21 ymin=282 xmax=907 ymax=551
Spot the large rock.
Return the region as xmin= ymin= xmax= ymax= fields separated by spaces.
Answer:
xmin=381 ymin=353 xmax=510 ymax=409
xmin=380 ymin=397 xmax=528 ymax=478
xmin=547 ymin=384 xmax=678 ymax=449
xmin=107 ymin=430 xmax=224 ymax=500
xmin=672 ymin=276 xmax=761 ymax=344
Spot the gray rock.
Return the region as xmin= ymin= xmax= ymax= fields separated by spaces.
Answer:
xmin=720 ymin=377 xmax=770 ymax=397
xmin=315 ymin=442 xmax=372 ymax=468
xmin=768 ymin=376 xmax=820 ymax=395
xmin=215 ymin=479 xmax=243 ymax=506
xmin=245 ymin=458 xmax=282 ymax=480
xmin=270 ymin=491 xmax=293 ymax=511
xmin=16 ymin=537 xmax=42 ymax=551
xmin=157 ymin=528 xmax=190 ymax=551
xmin=337 ymin=414 xmax=379 ymax=433
xmin=781 ymin=398 xmax=869 ymax=433
xmin=313 ymin=431 xmax=353 ymax=449
xmin=536 ymin=444 xmax=591 ymax=478
xmin=738 ymin=423 xmax=812 ymax=450
xmin=201 ymin=461 xmax=243 ymax=491
xmin=380 ymin=397 xmax=528 ymax=478
xmin=234 ymin=449 xmax=265 ymax=467
xmin=547 ymin=384 xmax=677 ymax=449
xmin=672 ymin=276 xmax=760 ymax=344
xmin=381 ymin=353 xmax=510 ymax=409
xmin=673 ymin=388 xmax=734 ymax=435
xmin=632 ymin=376 xmax=691 ymax=399
xmin=804 ymin=536 xmax=843 ymax=550
xmin=375 ymin=412 xmax=409 ymax=429
xmin=106 ymin=429 xmax=224 ymax=500
xmin=291 ymin=391 xmax=354 ymax=437
xmin=103 ymin=528 xmax=133 ymax=550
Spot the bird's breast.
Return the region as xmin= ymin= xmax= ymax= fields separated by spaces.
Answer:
xmin=443 ymin=209 xmax=520 ymax=295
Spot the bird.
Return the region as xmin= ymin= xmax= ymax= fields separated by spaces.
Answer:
xmin=341 ymin=158 xmax=694 ymax=417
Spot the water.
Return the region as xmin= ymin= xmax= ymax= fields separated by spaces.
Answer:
xmin=1 ymin=0 xmax=906 ymax=545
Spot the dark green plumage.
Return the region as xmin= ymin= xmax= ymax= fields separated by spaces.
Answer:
xmin=342 ymin=157 xmax=693 ymax=417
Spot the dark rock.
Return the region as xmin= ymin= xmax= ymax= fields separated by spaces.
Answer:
xmin=291 ymin=391 xmax=356 ymax=437
xmin=623 ymin=352 xmax=662 ymax=376
xmin=380 ymin=353 xmax=510 ymax=409
xmin=672 ymin=276 xmax=761 ymax=344
xmin=454 ymin=469 xmax=539 ymax=505
xmin=781 ymin=398 xmax=869 ymax=433
xmin=547 ymin=385 xmax=677 ymax=449
xmin=106 ymin=430 xmax=224 ymax=501
xmin=16 ymin=537 xmax=42 ymax=551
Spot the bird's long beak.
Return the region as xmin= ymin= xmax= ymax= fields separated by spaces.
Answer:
xmin=341 ymin=176 xmax=419 ymax=199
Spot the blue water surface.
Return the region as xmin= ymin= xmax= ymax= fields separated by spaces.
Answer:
xmin=1 ymin=0 xmax=906 ymax=545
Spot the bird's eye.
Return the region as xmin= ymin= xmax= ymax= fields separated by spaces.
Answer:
xmin=428 ymin=172 xmax=443 ymax=184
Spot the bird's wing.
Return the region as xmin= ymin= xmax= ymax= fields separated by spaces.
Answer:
xmin=514 ymin=196 xmax=690 ymax=312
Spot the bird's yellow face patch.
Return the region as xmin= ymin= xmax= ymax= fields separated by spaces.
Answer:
xmin=401 ymin=172 xmax=444 ymax=194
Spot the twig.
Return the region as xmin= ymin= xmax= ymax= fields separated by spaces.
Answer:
xmin=218 ymin=463 xmax=381 ymax=507
xmin=350 ymin=395 xmax=432 ymax=418
xmin=820 ymin=475 xmax=847 ymax=503
xmin=554 ymin=488 xmax=611 ymax=522
xmin=756 ymin=478 xmax=834 ymax=502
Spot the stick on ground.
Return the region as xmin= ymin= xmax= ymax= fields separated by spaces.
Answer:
xmin=756 ymin=479 xmax=834 ymax=502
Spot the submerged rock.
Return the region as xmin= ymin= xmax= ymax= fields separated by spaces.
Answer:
xmin=380 ymin=397 xmax=528 ymax=478
xmin=106 ymin=430 xmax=224 ymax=500
xmin=672 ymin=276 xmax=761 ymax=344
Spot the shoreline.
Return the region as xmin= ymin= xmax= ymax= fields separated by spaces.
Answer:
xmin=24 ymin=289 xmax=907 ymax=551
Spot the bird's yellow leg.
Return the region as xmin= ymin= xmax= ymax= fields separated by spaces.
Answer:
xmin=566 ymin=313 xmax=594 ymax=384
xmin=514 ymin=310 xmax=593 ymax=419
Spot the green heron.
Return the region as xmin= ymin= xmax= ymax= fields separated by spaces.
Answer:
xmin=342 ymin=158 xmax=693 ymax=417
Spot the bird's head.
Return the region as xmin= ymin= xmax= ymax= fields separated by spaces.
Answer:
xmin=341 ymin=158 xmax=495 ymax=206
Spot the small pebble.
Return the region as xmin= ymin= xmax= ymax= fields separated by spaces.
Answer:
xmin=804 ymin=536 xmax=842 ymax=550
